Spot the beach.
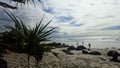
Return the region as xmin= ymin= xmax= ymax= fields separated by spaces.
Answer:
xmin=0 ymin=0 xmax=120 ymax=68
xmin=1 ymin=47 xmax=120 ymax=68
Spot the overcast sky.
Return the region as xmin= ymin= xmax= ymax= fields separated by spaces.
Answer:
xmin=0 ymin=0 xmax=120 ymax=38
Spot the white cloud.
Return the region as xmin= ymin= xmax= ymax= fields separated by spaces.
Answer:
xmin=42 ymin=0 xmax=120 ymax=37
xmin=0 ymin=0 xmax=120 ymax=37
xmin=0 ymin=1 xmax=54 ymax=27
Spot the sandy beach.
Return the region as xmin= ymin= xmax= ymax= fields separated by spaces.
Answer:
xmin=1 ymin=47 xmax=120 ymax=68
xmin=0 ymin=0 xmax=120 ymax=68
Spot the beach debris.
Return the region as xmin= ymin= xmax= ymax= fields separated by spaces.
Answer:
xmin=76 ymin=46 xmax=87 ymax=50
xmin=89 ymin=51 xmax=101 ymax=55
xmin=107 ymin=50 xmax=120 ymax=61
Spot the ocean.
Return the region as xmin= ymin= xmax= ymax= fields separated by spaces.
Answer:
xmin=50 ymin=36 xmax=120 ymax=49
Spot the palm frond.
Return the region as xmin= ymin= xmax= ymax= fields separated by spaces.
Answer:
xmin=4 ymin=11 xmax=22 ymax=30
xmin=1 ymin=11 xmax=55 ymax=67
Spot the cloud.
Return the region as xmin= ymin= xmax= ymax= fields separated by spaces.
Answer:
xmin=102 ymin=26 xmax=120 ymax=30
xmin=42 ymin=7 xmax=54 ymax=14
xmin=56 ymin=15 xmax=73 ymax=22
xmin=0 ymin=0 xmax=120 ymax=38
xmin=0 ymin=1 xmax=54 ymax=27
xmin=70 ymin=21 xmax=84 ymax=27
xmin=34 ymin=0 xmax=120 ymax=37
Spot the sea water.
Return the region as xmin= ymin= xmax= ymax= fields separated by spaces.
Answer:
xmin=50 ymin=36 xmax=120 ymax=49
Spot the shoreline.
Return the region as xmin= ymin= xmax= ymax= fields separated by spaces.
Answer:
xmin=43 ymin=41 xmax=120 ymax=49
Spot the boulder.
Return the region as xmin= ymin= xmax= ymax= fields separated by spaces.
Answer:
xmin=76 ymin=46 xmax=87 ymax=50
xmin=67 ymin=46 xmax=76 ymax=50
xmin=61 ymin=49 xmax=73 ymax=55
xmin=82 ymin=49 xmax=89 ymax=54
xmin=89 ymin=51 xmax=101 ymax=55
xmin=107 ymin=50 xmax=120 ymax=61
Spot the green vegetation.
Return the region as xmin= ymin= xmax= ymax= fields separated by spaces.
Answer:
xmin=0 ymin=11 xmax=55 ymax=68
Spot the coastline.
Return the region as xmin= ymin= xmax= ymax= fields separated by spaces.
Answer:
xmin=50 ymin=40 xmax=120 ymax=49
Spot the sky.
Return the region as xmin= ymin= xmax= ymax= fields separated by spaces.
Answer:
xmin=0 ymin=0 xmax=120 ymax=38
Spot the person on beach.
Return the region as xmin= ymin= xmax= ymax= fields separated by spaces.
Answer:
xmin=88 ymin=43 xmax=91 ymax=50
xmin=77 ymin=41 xmax=79 ymax=46
xmin=82 ymin=41 xmax=84 ymax=46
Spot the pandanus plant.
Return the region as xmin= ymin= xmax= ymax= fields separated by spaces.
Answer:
xmin=0 ymin=11 xmax=55 ymax=68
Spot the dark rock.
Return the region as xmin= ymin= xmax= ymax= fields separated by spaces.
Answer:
xmin=88 ymin=48 xmax=90 ymax=51
xmin=49 ymin=42 xmax=69 ymax=48
xmin=107 ymin=50 xmax=120 ymax=61
xmin=76 ymin=46 xmax=87 ymax=50
xmin=107 ymin=50 xmax=119 ymax=56
xmin=67 ymin=46 xmax=76 ymax=50
xmin=61 ymin=49 xmax=73 ymax=55
xmin=82 ymin=49 xmax=89 ymax=54
xmin=49 ymin=42 xmax=61 ymax=47
xmin=89 ymin=51 xmax=101 ymax=55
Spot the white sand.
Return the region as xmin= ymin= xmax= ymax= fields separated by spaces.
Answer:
xmin=1 ymin=48 xmax=120 ymax=68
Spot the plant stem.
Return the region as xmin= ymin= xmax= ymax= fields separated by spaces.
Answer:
xmin=27 ymin=54 xmax=30 ymax=68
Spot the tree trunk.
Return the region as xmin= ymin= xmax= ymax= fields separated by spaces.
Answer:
xmin=27 ymin=54 xmax=30 ymax=68
xmin=35 ymin=59 xmax=39 ymax=68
